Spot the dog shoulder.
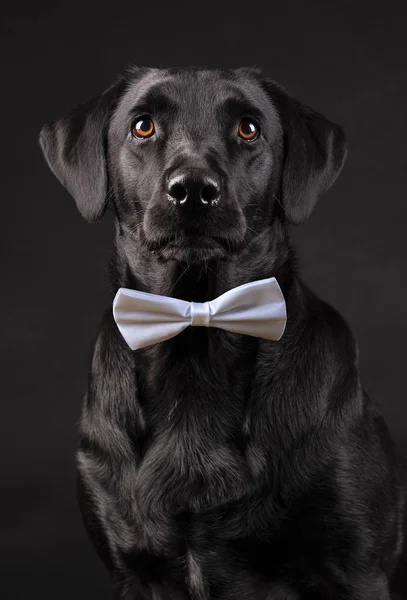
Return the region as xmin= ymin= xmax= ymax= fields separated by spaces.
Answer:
xmin=301 ymin=283 xmax=359 ymax=368
xmin=90 ymin=308 xmax=134 ymax=374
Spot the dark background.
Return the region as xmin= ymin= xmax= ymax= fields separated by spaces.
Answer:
xmin=1 ymin=0 xmax=406 ymax=598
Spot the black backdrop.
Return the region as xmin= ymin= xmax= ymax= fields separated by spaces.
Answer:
xmin=1 ymin=0 xmax=406 ymax=598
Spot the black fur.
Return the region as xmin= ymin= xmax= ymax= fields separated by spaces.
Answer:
xmin=39 ymin=66 xmax=405 ymax=599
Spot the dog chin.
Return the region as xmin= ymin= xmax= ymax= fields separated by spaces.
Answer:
xmin=147 ymin=234 xmax=241 ymax=264
xmin=156 ymin=244 xmax=229 ymax=264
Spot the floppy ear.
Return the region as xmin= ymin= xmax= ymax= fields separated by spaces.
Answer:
xmin=269 ymin=83 xmax=347 ymax=225
xmin=38 ymin=79 xmax=127 ymax=222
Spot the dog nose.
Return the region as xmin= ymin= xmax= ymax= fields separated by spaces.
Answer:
xmin=166 ymin=171 xmax=221 ymax=209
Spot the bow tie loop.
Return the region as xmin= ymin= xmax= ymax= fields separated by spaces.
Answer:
xmin=190 ymin=302 xmax=211 ymax=327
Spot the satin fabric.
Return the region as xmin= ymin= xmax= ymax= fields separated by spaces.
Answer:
xmin=112 ymin=277 xmax=287 ymax=350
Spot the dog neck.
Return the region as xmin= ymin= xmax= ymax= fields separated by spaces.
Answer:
xmin=109 ymin=220 xmax=303 ymax=443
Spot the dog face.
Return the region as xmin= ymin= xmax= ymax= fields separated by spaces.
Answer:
xmin=107 ymin=68 xmax=284 ymax=264
xmin=39 ymin=66 xmax=347 ymax=264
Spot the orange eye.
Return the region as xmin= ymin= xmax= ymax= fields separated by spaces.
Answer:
xmin=132 ymin=117 xmax=155 ymax=138
xmin=238 ymin=119 xmax=259 ymax=141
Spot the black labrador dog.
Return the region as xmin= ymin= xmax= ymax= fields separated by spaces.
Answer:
xmin=39 ymin=66 xmax=406 ymax=599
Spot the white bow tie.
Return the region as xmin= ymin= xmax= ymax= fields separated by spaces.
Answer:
xmin=112 ymin=277 xmax=287 ymax=350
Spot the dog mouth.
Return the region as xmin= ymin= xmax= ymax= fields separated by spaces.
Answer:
xmin=148 ymin=231 xmax=238 ymax=250
xmin=144 ymin=230 xmax=244 ymax=262
xmin=141 ymin=202 xmax=248 ymax=262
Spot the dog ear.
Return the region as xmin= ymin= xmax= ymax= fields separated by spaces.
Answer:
xmin=38 ymin=78 xmax=127 ymax=223
xmin=266 ymin=82 xmax=347 ymax=225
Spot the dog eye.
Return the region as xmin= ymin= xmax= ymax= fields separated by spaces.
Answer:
xmin=238 ymin=119 xmax=259 ymax=141
xmin=132 ymin=117 xmax=155 ymax=139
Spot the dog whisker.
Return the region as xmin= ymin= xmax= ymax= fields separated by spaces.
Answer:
xmin=170 ymin=264 xmax=190 ymax=294
xmin=105 ymin=187 xmax=115 ymax=203
xmin=245 ymin=225 xmax=259 ymax=235
xmin=272 ymin=194 xmax=286 ymax=215
xmin=206 ymin=262 xmax=229 ymax=288
xmin=128 ymin=221 xmax=143 ymax=236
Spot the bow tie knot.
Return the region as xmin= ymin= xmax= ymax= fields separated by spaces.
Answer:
xmin=190 ymin=301 xmax=211 ymax=327
xmin=113 ymin=277 xmax=287 ymax=350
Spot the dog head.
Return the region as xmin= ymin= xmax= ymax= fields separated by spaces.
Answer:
xmin=39 ymin=66 xmax=347 ymax=264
